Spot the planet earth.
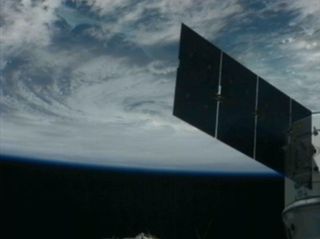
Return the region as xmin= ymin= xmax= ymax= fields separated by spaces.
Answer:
xmin=1 ymin=0 xmax=319 ymax=174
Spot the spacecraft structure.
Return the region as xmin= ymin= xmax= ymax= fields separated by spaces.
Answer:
xmin=173 ymin=24 xmax=320 ymax=239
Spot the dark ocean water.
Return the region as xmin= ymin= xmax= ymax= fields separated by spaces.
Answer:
xmin=0 ymin=155 xmax=285 ymax=239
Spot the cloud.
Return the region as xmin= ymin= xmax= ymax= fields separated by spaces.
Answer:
xmin=289 ymin=0 xmax=320 ymax=19
xmin=0 ymin=42 xmax=272 ymax=173
xmin=72 ymin=0 xmax=130 ymax=15
xmin=70 ymin=0 xmax=242 ymax=46
xmin=276 ymin=1 xmax=320 ymax=110
xmin=6 ymin=0 xmax=318 ymax=174
xmin=1 ymin=110 xmax=272 ymax=173
xmin=0 ymin=0 xmax=62 ymax=69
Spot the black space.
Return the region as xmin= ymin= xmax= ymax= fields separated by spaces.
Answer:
xmin=0 ymin=156 xmax=286 ymax=239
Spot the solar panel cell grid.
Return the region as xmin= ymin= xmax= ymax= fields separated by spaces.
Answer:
xmin=173 ymin=24 xmax=313 ymax=188
xmin=217 ymin=53 xmax=257 ymax=158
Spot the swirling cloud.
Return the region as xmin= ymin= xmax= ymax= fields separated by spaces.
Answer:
xmin=1 ymin=0 xmax=319 ymax=174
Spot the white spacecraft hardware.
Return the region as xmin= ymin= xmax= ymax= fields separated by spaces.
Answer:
xmin=173 ymin=24 xmax=319 ymax=239
xmin=283 ymin=113 xmax=320 ymax=239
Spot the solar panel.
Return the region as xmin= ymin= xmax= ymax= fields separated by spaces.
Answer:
xmin=217 ymin=53 xmax=257 ymax=158
xmin=255 ymin=78 xmax=291 ymax=173
xmin=173 ymin=24 xmax=221 ymax=136
xmin=292 ymin=99 xmax=312 ymax=123
xmin=173 ymin=24 xmax=313 ymax=188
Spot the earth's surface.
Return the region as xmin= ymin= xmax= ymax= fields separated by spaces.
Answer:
xmin=1 ymin=0 xmax=319 ymax=173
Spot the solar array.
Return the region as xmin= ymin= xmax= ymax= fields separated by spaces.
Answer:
xmin=173 ymin=24 xmax=313 ymax=188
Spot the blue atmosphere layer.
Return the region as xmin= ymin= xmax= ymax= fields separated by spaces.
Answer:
xmin=0 ymin=154 xmax=280 ymax=178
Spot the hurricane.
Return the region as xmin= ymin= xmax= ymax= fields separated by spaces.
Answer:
xmin=1 ymin=0 xmax=319 ymax=173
